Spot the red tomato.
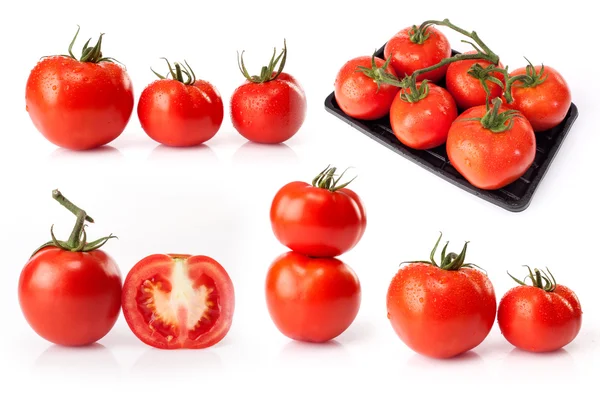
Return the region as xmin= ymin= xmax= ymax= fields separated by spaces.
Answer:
xmin=25 ymin=28 xmax=134 ymax=150
xmin=122 ymin=254 xmax=235 ymax=349
xmin=270 ymin=166 xmax=366 ymax=258
xmin=506 ymin=65 xmax=571 ymax=132
xmin=447 ymin=99 xmax=536 ymax=190
xmin=390 ymin=82 xmax=457 ymax=149
xmin=138 ymin=60 xmax=223 ymax=147
xmin=384 ymin=25 xmax=451 ymax=82
xmin=231 ymin=41 xmax=306 ymax=144
xmin=445 ymin=51 xmax=504 ymax=110
xmin=266 ymin=252 xmax=361 ymax=343
xmin=334 ymin=55 xmax=400 ymax=120
xmin=386 ymin=234 xmax=496 ymax=359
xmin=498 ymin=267 xmax=582 ymax=352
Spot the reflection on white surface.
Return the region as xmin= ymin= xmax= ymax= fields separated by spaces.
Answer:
xmin=48 ymin=145 xmax=124 ymax=161
xmin=278 ymin=340 xmax=353 ymax=369
xmin=232 ymin=142 xmax=299 ymax=165
xmin=500 ymin=347 xmax=580 ymax=383
xmin=148 ymin=144 xmax=219 ymax=164
xmin=131 ymin=348 xmax=223 ymax=378
xmin=33 ymin=343 xmax=120 ymax=379
xmin=407 ymin=350 xmax=485 ymax=367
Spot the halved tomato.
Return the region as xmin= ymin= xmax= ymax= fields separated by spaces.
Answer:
xmin=122 ymin=254 xmax=235 ymax=349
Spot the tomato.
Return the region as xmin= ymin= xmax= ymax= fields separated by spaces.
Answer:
xmin=334 ymin=55 xmax=400 ymax=120
xmin=25 ymin=27 xmax=134 ymax=150
xmin=137 ymin=60 xmax=223 ymax=147
xmin=386 ymin=234 xmax=496 ymax=359
xmin=498 ymin=267 xmax=582 ymax=353
xmin=231 ymin=41 xmax=306 ymax=144
xmin=389 ymin=82 xmax=457 ymax=149
xmin=384 ymin=25 xmax=451 ymax=82
xmin=505 ymin=64 xmax=571 ymax=132
xmin=447 ymin=99 xmax=536 ymax=190
xmin=122 ymin=254 xmax=235 ymax=349
xmin=18 ymin=190 xmax=121 ymax=346
xmin=270 ymin=166 xmax=366 ymax=258
xmin=266 ymin=252 xmax=361 ymax=343
xmin=445 ymin=51 xmax=504 ymax=110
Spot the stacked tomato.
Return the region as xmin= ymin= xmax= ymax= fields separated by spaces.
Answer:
xmin=26 ymin=27 xmax=306 ymax=150
xmin=267 ymin=166 xmax=367 ymax=342
xmin=335 ymin=19 xmax=572 ymax=190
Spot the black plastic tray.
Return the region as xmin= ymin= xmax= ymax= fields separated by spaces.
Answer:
xmin=324 ymin=45 xmax=579 ymax=212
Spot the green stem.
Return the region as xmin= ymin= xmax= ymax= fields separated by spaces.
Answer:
xmin=52 ymin=190 xmax=91 ymax=248
xmin=52 ymin=190 xmax=93 ymax=222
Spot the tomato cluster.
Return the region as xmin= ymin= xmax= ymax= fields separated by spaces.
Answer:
xmin=386 ymin=234 xmax=582 ymax=358
xmin=334 ymin=19 xmax=572 ymax=191
xmin=25 ymin=27 xmax=307 ymax=150
xmin=266 ymin=166 xmax=366 ymax=342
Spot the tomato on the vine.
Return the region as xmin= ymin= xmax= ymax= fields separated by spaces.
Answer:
xmin=445 ymin=51 xmax=504 ymax=110
xmin=266 ymin=252 xmax=361 ymax=343
xmin=498 ymin=267 xmax=582 ymax=353
xmin=504 ymin=63 xmax=571 ymax=132
xmin=334 ymin=54 xmax=399 ymax=120
xmin=270 ymin=166 xmax=366 ymax=258
xmin=25 ymin=27 xmax=134 ymax=150
xmin=138 ymin=59 xmax=223 ymax=147
xmin=386 ymin=234 xmax=496 ymax=359
xmin=18 ymin=190 xmax=122 ymax=346
xmin=384 ymin=24 xmax=451 ymax=83
xmin=122 ymin=253 xmax=235 ymax=350
xmin=231 ymin=40 xmax=306 ymax=144
xmin=390 ymin=81 xmax=457 ymax=149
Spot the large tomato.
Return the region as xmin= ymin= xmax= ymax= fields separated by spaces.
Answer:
xmin=505 ymin=64 xmax=571 ymax=132
xmin=384 ymin=25 xmax=451 ymax=82
xmin=498 ymin=267 xmax=582 ymax=352
xmin=122 ymin=254 xmax=235 ymax=349
xmin=390 ymin=82 xmax=457 ymax=149
xmin=445 ymin=51 xmax=504 ymax=110
xmin=266 ymin=252 xmax=361 ymax=343
xmin=231 ymin=41 xmax=306 ymax=144
xmin=18 ymin=190 xmax=121 ymax=346
xmin=270 ymin=166 xmax=367 ymax=258
xmin=447 ymin=99 xmax=536 ymax=190
xmin=386 ymin=234 xmax=496 ymax=359
xmin=334 ymin=54 xmax=399 ymax=120
xmin=25 ymin=27 xmax=134 ymax=150
xmin=138 ymin=59 xmax=223 ymax=147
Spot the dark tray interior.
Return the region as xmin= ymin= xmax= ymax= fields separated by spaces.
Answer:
xmin=324 ymin=45 xmax=579 ymax=212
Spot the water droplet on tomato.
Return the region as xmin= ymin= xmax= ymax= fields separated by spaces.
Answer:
xmin=387 ymin=312 xmax=391 ymax=319
xmin=419 ymin=297 xmax=424 ymax=303
xmin=52 ymin=85 xmax=57 ymax=90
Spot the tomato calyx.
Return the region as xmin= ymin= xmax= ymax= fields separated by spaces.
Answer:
xmin=32 ymin=190 xmax=117 ymax=257
xmin=356 ymin=52 xmax=402 ymax=91
xmin=403 ymin=232 xmax=483 ymax=272
xmin=508 ymin=266 xmax=557 ymax=292
xmin=500 ymin=58 xmax=548 ymax=104
xmin=59 ymin=25 xmax=120 ymax=64
xmin=237 ymin=39 xmax=287 ymax=83
xmin=399 ymin=77 xmax=430 ymax=103
xmin=151 ymin=58 xmax=198 ymax=85
xmin=408 ymin=24 xmax=432 ymax=44
xmin=311 ymin=165 xmax=357 ymax=192
xmin=463 ymin=98 xmax=522 ymax=133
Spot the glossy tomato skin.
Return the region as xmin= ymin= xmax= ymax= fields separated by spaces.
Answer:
xmin=334 ymin=56 xmax=399 ymax=120
xmin=445 ymin=52 xmax=504 ymax=110
xmin=231 ymin=72 xmax=306 ymax=144
xmin=18 ymin=247 xmax=122 ymax=346
xmin=138 ymin=79 xmax=223 ymax=147
xmin=498 ymin=285 xmax=582 ymax=352
xmin=447 ymin=105 xmax=536 ymax=190
xmin=390 ymin=83 xmax=457 ymax=149
xmin=384 ymin=26 xmax=451 ymax=82
xmin=506 ymin=66 xmax=571 ymax=132
xmin=122 ymin=254 xmax=235 ymax=350
xmin=270 ymin=182 xmax=366 ymax=258
xmin=266 ymin=252 xmax=361 ymax=343
xmin=387 ymin=263 xmax=496 ymax=359
xmin=26 ymin=56 xmax=134 ymax=150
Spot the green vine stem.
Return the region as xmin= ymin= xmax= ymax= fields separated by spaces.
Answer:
xmin=462 ymin=98 xmax=521 ymax=133
xmin=476 ymin=58 xmax=548 ymax=104
xmin=237 ymin=39 xmax=287 ymax=83
xmin=32 ymin=190 xmax=117 ymax=257
xmin=356 ymin=52 xmax=402 ymax=90
xmin=311 ymin=165 xmax=356 ymax=192
xmin=151 ymin=58 xmax=197 ymax=85
xmin=401 ymin=232 xmax=484 ymax=272
xmin=508 ymin=266 xmax=557 ymax=292
xmin=62 ymin=25 xmax=120 ymax=64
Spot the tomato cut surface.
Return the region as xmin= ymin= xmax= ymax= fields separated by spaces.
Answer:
xmin=122 ymin=254 xmax=234 ymax=349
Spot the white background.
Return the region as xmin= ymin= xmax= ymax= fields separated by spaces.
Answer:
xmin=1 ymin=0 xmax=598 ymax=398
